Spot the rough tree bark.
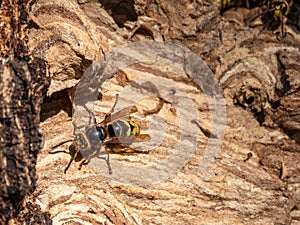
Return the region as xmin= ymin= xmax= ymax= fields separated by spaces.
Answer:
xmin=0 ymin=0 xmax=50 ymax=224
xmin=4 ymin=0 xmax=300 ymax=224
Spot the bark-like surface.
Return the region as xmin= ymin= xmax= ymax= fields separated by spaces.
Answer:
xmin=6 ymin=0 xmax=300 ymax=224
xmin=0 ymin=0 xmax=51 ymax=224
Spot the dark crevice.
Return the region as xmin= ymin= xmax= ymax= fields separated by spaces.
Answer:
xmin=99 ymin=0 xmax=137 ymax=28
xmin=275 ymin=53 xmax=291 ymax=97
xmin=282 ymin=128 xmax=300 ymax=145
xmin=245 ymin=96 xmax=254 ymax=105
xmin=254 ymin=110 xmax=265 ymax=125
xmin=40 ymin=89 xmax=72 ymax=122
xmin=271 ymin=100 xmax=281 ymax=109
xmin=73 ymin=57 xmax=92 ymax=79
xmin=131 ymin=27 xmax=155 ymax=40
xmin=276 ymin=76 xmax=291 ymax=97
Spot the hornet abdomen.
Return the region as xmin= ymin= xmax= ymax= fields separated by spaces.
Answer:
xmin=108 ymin=119 xmax=140 ymax=137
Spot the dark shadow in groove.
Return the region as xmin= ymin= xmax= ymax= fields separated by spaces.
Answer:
xmin=40 ymin=88 xmax=72 ymax=122
xmin=99 ymin=0 xmax=137 ymax=28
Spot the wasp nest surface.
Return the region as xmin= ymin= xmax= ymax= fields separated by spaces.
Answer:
xmin=24 ymin=0 xmax=300 ymax=224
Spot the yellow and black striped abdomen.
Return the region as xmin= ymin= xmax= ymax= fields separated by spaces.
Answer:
xmin=108 ymin=119 xmax=140 ymax=137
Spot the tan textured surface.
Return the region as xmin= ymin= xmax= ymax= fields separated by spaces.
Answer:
xmin=28 ymin=0 xmax=300 ymax=224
